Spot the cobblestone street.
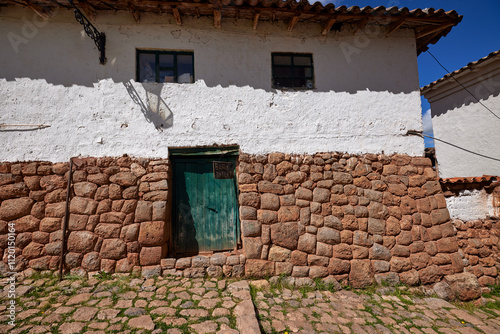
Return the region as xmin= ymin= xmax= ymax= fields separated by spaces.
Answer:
xmin=1 ymin=272 xmax=500 ymax=334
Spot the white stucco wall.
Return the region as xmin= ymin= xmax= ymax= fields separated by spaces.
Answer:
xmin=445 ymin=190 xmax=496 ymax=221
xmin=424 ymin=59 xmax=500 ymax=178
xmin=0 ymin=8 xmax=424 ymax=162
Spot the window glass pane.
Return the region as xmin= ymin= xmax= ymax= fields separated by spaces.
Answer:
xmin=293 ymin=67 xmax=307 ymax=77
xmin=275 ymin=67 xmax=293 ymax=78
xmin=293 ymin=78 xmax=307 ymax=88
xmin=159 ymin=54 xmax=174 ymax=68
xmin=160 ymin=70 xmax=175 ymax=83
xmin=139 ymin=53 xmax=156 ymax=82
xmin=293 ymin=56 xmax=312 ymax=66
xmin=275 ymin=78 xmax=293 ymax=88
xmin=273 ymin=55 xmax=292 ymax=65
xmin=177 ymin=55 xmax=194 ymax=83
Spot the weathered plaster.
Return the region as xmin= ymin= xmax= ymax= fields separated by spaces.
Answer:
xmin=445 ymin=189 xmax=495 ymax=221
xmin=0 ymin=8 xmax=424 ymax=162
xmin=423 ymin=58 xmax=500 ymax=178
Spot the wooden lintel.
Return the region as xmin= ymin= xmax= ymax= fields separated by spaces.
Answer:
xmin=24 ymin=0 xmax=51 ymax=19
xmin=386 ymin=18 xmax=405 ymax=37
xmin=416 ymin=22 xmax=454 ymax=39
xmin=287 ymin=15 xmax=300 ymax=32
xmin=321 ymin=17 xmax=336 ymax=35
xmin=354 ymin=18 xmax=369 ymax=34
xmin=172 ymin=7 xmax=182 ymax=25
xmin=214 ymin=9 xmax=221 ymax=28
xmin=76 ymin=1 xmax=96 ymax=21
xmin=252 ymin=13 xmax=259 ymax=30
xmin=129 ymin=2 xmax=140 ymax=23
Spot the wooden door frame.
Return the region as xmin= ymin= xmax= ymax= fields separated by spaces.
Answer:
xmin=169 ymin=146 xmax=240 ymax=256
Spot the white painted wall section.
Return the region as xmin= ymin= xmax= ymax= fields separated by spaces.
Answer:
xmin=423 ymin=58 xmax=500 ymax=178
xmin=0 ymin=8 xmax=424 ymax=162
xmin=445 ymin=190 xmax=496 ymax=221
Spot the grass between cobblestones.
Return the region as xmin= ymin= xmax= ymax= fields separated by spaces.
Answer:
xmin=2 ymin=271 xmax=500 ymax=334
xmin=247 ymin=275 xmax=500 ymax=334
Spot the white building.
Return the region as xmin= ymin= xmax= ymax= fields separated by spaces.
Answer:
xmin=421 ymin=50 xmax=500 ymax=220
xmin=0 ymin=2 xmax=461 ymax=162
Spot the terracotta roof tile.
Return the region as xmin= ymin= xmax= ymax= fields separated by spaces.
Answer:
xmin=440 ymin=175 xmax=499 ymax=184
xmin=3 ymin=1 xmax=462 ymax=54
xmin=422 ymin=49 xmax=500 ymax=92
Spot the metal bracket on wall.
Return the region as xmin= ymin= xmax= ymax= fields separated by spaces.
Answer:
xmin=68 ymin=0 xmax=106 ymax=65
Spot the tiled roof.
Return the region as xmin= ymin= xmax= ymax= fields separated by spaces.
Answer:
xmin=421 ymin=49 xmax=500 ymax=92
xmin=2 ymin=0 xmax=462 ymax=54
xmin=440 ymin=175 xmax=499 ymax=184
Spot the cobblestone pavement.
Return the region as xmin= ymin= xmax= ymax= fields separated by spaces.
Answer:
xmin=0 ymin=272 xmax=500 ymax=334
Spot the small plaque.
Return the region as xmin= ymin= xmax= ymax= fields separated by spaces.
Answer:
xmin=213 ymin=161 xmax=234 ymax=179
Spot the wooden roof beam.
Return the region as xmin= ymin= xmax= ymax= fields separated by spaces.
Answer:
xmin=76 ymin=1 xmax=97 ymax=21
xmin=24 ymin=0 xmax=52 ymax=19
xmin=287 ymin=15 xmax=300 ymax=32
xmin=252 ymin=13 xmax=259 ymax=30
xmin=417 ymin=30 xmax=441 ymax=50
xmin=354 ymin=18 xmax=369 ymax=34
xmin=172 ymin=7 xmax=182 ymax=25
xmin=128 ymin=2 xmax=140 ymax=23
xmin=214 ymin=9 xmax=221 ymax=28
xmin=386 ymin=18 xmax=405 ymax=37
xmin=416 ymin=22 xmax=455 ymax=39
xmin=321 ymin=17 xmax=336 ymax=35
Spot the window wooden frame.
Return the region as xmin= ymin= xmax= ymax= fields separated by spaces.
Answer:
xmin=272 ymin=52 xmax=314 ymax=90
xmin=136 ymin=49 xmax=195 ymax=83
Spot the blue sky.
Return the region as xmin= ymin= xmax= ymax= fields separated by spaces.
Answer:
xmin=328 ymin=0 xmax=500 ymax=147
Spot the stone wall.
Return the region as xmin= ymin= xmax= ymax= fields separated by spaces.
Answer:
xmin=0 ymin=152 xmax=491 ymax=289
xmin=453 ymin=218 xmax=500 ymax=286
xmin=236 ymin=152 xmax=465 ymax=288
xmin=0 ymin=156 xmax=173 ymax=276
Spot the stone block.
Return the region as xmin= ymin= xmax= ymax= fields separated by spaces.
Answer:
xmin=332 ymin=243 xmax=352 ymax=260
xmin=70 ymin=197 xmax=98 ymax=215
xmin=245 ymin=259 xmax=274 ymax=278
xmin=258 ymin=181 xmax=284 ymax=194
xmin=240 ymin=206 xmax=257 ymax=220
xmin=257 ymin=210 xmax=278 ymax=225
xmin=100 ymin=238 xmax=127 ymax=260
xmin=140 ymin=246 xmax=165 ymax=266
xmin=261 ymin=193 xmax=280 ymax=211
xmin=297 ymin=233 xmax=316 ymax=254
xmin=328 ymin=258 xmax=351 ymax=275
xmin=138 ymin=221 xmax=166 ymax=246
xmin=243 ymin=237 xmax=262 ymax=259
xmin=268 ymin=245 xmax=292 ymax=262
xmin=239 ymin=192 xmax=260 ymax=208
xmin=0 ymin=198 xmax=34 ymax=221
xmin=349 ymin=259 xmax=374 ymax=288
xmin=67 ymin=231 xmax=97 ymax=253
xmin=317 ymin=227 xmax=340 ymax=245
xmin=241 ymin=220 xmax=261 ymax=237
xmin=270 ymin=222 xmax=298 ymax=250
xmin=278 ymin=206 xmax=300 ymax=222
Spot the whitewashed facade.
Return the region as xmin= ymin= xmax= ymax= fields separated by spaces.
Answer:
xmin=421 ymin=50 xmax=500 ymax=179
xmin=0 ymin=6 xmax=433 ymax=162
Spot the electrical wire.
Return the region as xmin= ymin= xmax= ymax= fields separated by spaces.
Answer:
xmin=408 ymin=131 xmax=500 ymax=162
xmin=427 ymin=51 xmax=500 ymax=121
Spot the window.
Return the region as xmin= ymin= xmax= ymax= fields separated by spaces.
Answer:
xmin=136 ymin=50 xmax=194 ymax=83
xmin=272 ymin=53 xmax=314 ymax=89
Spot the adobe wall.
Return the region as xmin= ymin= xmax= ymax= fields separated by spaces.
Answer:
xmin=2 ymin=152 xmax=492 ymax=288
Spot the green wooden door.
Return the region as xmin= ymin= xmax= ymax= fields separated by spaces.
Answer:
xmin=172 ymin=155 xmax=239 ymax=255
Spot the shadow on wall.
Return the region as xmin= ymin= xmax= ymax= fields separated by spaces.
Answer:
xmin=123 ymin=81 xmax=173 ymax=130
xmin=429 ymin=75 xmax=500 ymax=118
